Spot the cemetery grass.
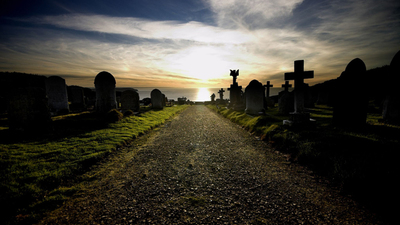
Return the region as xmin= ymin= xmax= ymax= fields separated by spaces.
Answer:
xmin=207 ymin=104 xmax=398 ymax=223
xmin=0 ymin=105 xmax=189 ymax=225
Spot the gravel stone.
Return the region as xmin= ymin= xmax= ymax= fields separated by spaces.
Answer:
xmin=40 ymin=105 xmax=380 ymax=224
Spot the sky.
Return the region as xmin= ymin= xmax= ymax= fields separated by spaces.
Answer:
xmin=0 ymin=0 xmax=399 ymax=88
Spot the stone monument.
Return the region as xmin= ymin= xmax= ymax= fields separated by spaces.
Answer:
xmin=121 ymin=89 xmax=140 ymax=112
xmin=94 ymin=71 xmax=117 ymax=113
xmin=333 ymin=58 xmax=368 ymax=127
xmin=382 ymin=50 xmax=400 ymax=124
xmin=278 ymin=81 xmax=294 ymax=115
xmin=228 ymin=69 xmax=244 ymax=110
xmin=245 ymin=80 xmax=265 ymax=115
xmin=283 ymin=60 xmax=314 ymax=125
xmin=151 ymin=89 xmax=163 ymax=109
xmin=45 ymin=76 xmax=69 ymax=114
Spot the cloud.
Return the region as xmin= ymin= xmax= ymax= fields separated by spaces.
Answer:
xmin=29 ymin=14 xmax=252 ymax=44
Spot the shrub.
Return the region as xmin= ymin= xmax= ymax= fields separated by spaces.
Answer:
xmin=105 ymin=109 xmax=123 ymax=123
xmin=123 ymin=110 xmax=134 ymax=117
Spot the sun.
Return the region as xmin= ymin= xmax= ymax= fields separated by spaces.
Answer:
xmin=167 ymin=46 xmax=232 ymax=81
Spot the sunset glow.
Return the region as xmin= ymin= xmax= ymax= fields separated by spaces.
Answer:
xmin=0 ymin=0 xmax=399 ymax=88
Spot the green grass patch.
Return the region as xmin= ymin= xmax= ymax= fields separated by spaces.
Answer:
xmin=0 ymin=105 xmax=188 ymax=224
xmin=208 ymin=104 xmax=399 ymax=223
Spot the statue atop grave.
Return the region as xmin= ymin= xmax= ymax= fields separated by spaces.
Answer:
xmin=228 ymin=69 xmax=244 ymax=110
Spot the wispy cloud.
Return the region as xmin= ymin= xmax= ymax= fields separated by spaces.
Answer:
xmin=1 ymin=0 xmax=399 ymax=88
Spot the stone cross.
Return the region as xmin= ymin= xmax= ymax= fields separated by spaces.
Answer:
xmin=284 ymin=60 xmax=314 ymax=113
xmin=264 ymin=81 xmax=273 ymax=98
xmin=218 ymin=88 xmax=225 ymax=100
xmin=282 ymin=81 xmax=292 ymax=92
xmin=230 ymin=69 xmax=239 ymax=85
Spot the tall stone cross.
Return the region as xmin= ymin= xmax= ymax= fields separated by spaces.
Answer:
xmin=230 ymin=69 xmax=239 ymax=85
xmin=218 ymin=88 xmax=225 ymax=100
xmin=264 ymin=81 xmax=273 ymax=98
xmin=282 ymin=81 xmax=292 ymax=92
xmin=284 ymin=60 xmax=314 ymax=113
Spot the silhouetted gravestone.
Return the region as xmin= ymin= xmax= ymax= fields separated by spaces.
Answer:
xmin=151 ymin=89 xmax=163 ymax=109
xmin=121 ymin=90 xmax=140 ymax=112
xmin=218 ymin=88 xmax=225 ymax=104
xmin=245 ymin=80 xmax=265 ymax=115
xmin=68 ymin=86 xmax=86 ymax=111
xmin=162 ymin=94 xmax=166 ymax=107
xmin=278 ymin=81 xmax=294 ymax=115
xmin=228 ymin=69 xmax=244 ymax=110
xmin=210 ymin=93 xmax=216 ymax=102
xmin=333 ymin=58 xmax=368 ymax=127
xmin=94 ymin=71 xmax=117 ymax=113
xmin=45 ymin=76 xmax=69 ymax=114
xmin=383 ymin=50 xmax=400 ymax=124
xmin=264 ymin=81 xmax=274 ymax=108
xmin=8 ymin=87 xmax=52 ymax=132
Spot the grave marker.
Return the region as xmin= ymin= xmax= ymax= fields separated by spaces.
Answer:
xmin=45 ymin=76 xmax=69 ymax=114
xmin=383 ymin=50 xmax=400 ymax=124
xmin=245 ymin=80 xmax=265 ymax=115
xmin=121 ymin=89 xmax=140 ymax=112
xmin=151 ymin=89 xmax=163 ymax=109
xmin=94 ymin=71 xmax=117 ymax=113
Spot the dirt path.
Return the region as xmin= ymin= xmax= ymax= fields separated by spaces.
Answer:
xmin=40 ymin=105 xmax=379 ymax=224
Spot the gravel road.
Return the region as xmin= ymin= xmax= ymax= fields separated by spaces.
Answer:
xmin=40 ymin=105 xmax=380 ymax=224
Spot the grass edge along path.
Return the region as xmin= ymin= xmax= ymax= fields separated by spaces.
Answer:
xmin=0 ymin=105 xmax=189 ymax=225
xmin=206 ymin=104 xmax=398 ymax=224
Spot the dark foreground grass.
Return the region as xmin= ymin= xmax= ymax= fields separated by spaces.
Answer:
xmin=0 ymin=105 xmax=188 ymax=225
xmin=208 ymin=104 xmax=399 ymax=224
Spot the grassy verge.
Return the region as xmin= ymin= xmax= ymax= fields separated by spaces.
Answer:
xmin=208 ymin=104 xmax=399 ymax=223
xmin=0 ymin=105 xmax=189 ymax=224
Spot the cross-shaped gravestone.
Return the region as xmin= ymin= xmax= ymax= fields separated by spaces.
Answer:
xmin=282 ymin=81 xmax=292 ymax=92
xmin=230 ymin=69 xmax=239 ymax=84
xmin=218 ymin=88 xmax=225 ymax=100
xmin=284 ymin=60 xmax=314 ymax=113
xmin=264 ymin=81 xmax=273 ymax=98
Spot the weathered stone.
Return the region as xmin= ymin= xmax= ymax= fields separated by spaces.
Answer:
xmin=151 ymin=89 xmax=163 ymax=109
xmin=8 ymin=87 xmax=52 ymax=132
xmin=121 ymin=89 xmax=140 ymax=112
xmin=94 ymin=71 xmax=117 ymax=113
xmin=45 ymin=76 xmax=69 ymax=114
xmin=245 ymin=80 xmax=265 ymax=115
xmin=382 ymin=50 xmax=400 ymax=124
xmin=333 ymin=58 xmax=368 ymax=127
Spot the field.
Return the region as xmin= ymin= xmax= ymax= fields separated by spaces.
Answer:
xmin=207 ymin=104 xmax=399 ymax=223
xmin=0 ymin=105 xmax=188 ymax=224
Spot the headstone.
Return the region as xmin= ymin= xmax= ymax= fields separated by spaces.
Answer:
xmin=228 ymin=70 xmax=243 ymax=110
xmin=162 ymin=94 xmax=166 ymax=107
xmin=8 ymin=87 xmax=52 ymax=132
xmin=151 ymin=89 xmax=163 ymax=109
xmin=121 ymin=89 xmax=140 ymax=112
xmin=284 ymin=60 xmax=314 ymax=125
xmin=68 ymin=86 xmax=86 ymax=111
xmin=264 ymin=81 xmax=274 ymax=108
xmin=245 ymin=80 xmax=265 ymax=115
xmin=218 ymin=88 xmax=225 ymax=103
xmin=278 ymin=81 xmax=294 ymax=115
xmin=94 ymin=71 xmax=117 ymax=113
xmin=210 ymin=93 xmax=216 ymax=102
xmin=45 ymin=76 xmax=69 ymax=114
xmin=333 ymin=58 xmax=368 ymax=127
xmin=382 ymin=50 xmax=400 ymax=124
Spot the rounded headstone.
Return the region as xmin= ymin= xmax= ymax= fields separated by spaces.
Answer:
xmin=94 ymin=71 xmax=117 ymax=113
xmin=121 ymin=89 xmax=140 ymax=112
xmin=382 ymin=50 xmax=400 ymax=123
xmin=333 ymin=58 xmax=368 ymax=127
xmin=151 ymin=89 xmax=163 ymax=109
xmin=245 ymin=80 xmax=265 ymax=115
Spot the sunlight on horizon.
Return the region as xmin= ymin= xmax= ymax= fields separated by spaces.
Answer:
xmin=196 ymin=87 xmax=212 ymax=101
